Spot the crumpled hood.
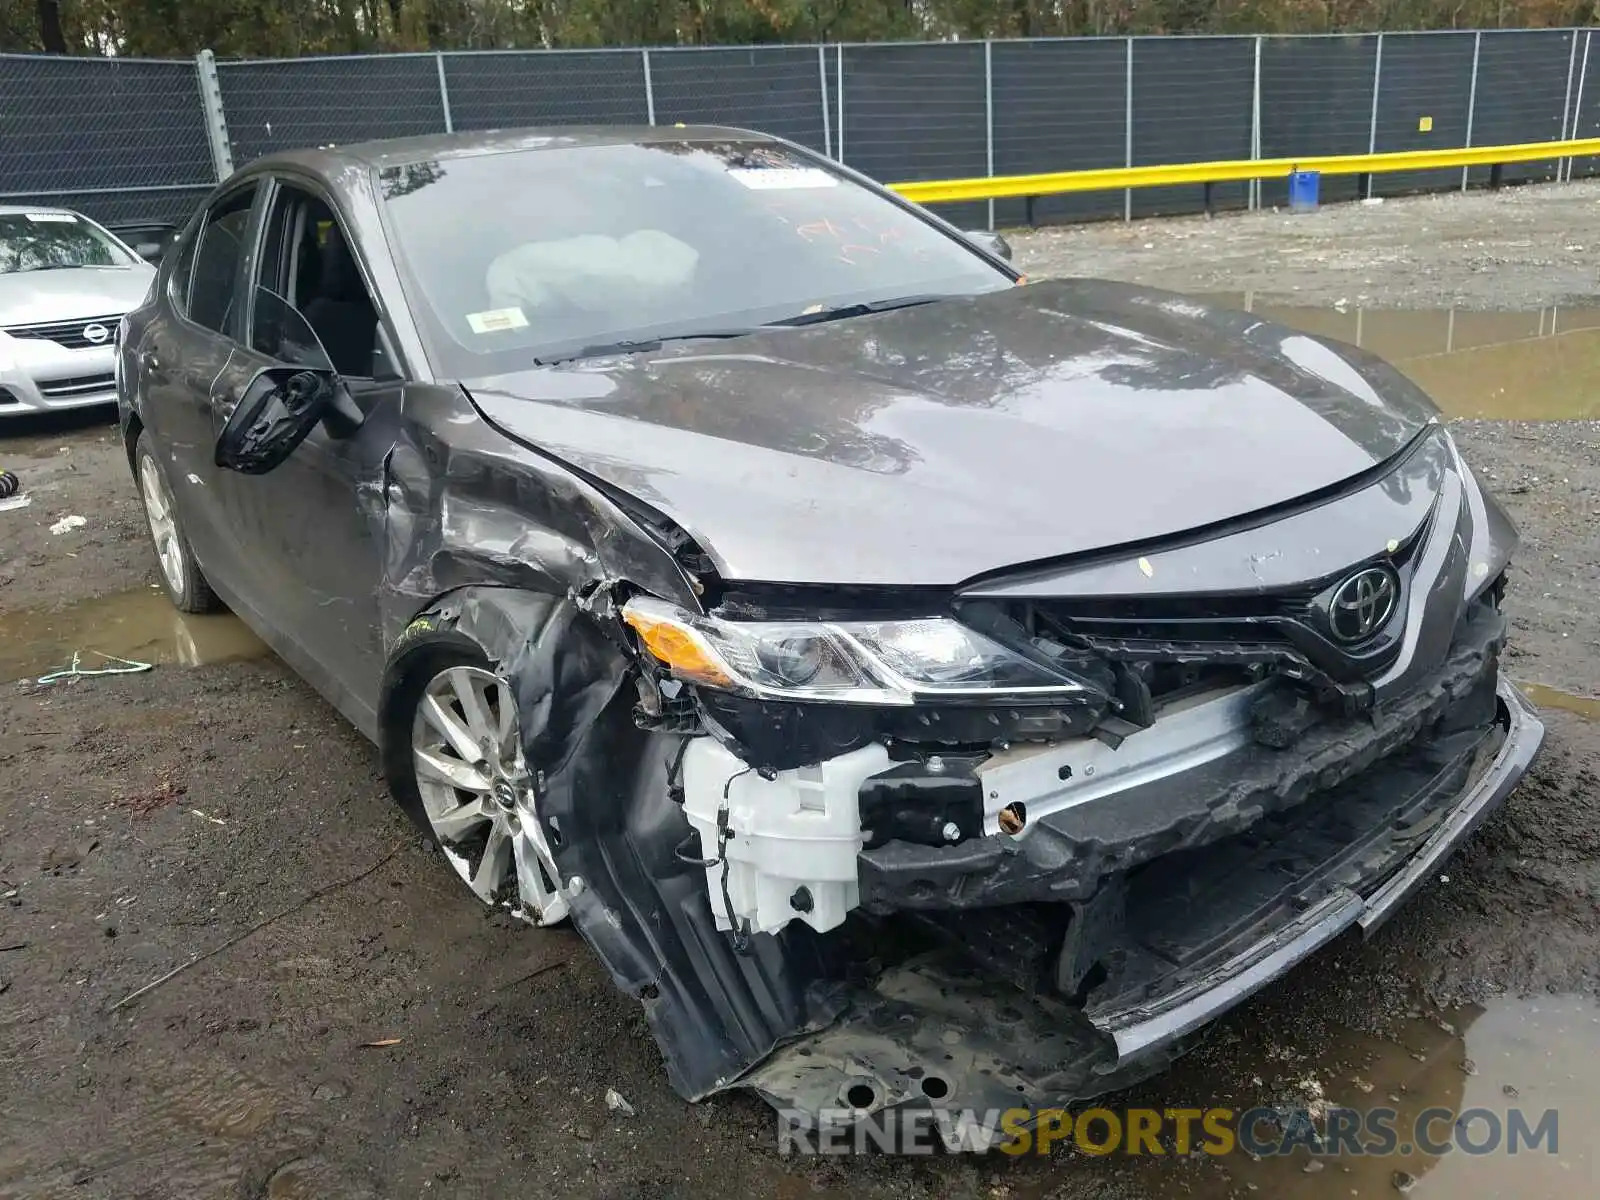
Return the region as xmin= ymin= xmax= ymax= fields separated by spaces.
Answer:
xmin=466 ymin=279 xmax=1439 ymax=587
xmin=0 ymin=265 xmax=155 ymax=327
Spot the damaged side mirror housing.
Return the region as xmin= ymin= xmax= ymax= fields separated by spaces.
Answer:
xmin=215 ymin=366 xmax=363 ymax=475
xmin=964 ymin=229 xmax=1013 ymax=261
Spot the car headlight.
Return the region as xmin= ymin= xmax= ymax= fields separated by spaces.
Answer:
xmin=621 ymin=596 xmax=1094 ymax=705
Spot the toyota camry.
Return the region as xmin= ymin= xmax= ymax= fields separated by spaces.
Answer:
xmin=116 ymin=126 xmax=1543 ymax=1129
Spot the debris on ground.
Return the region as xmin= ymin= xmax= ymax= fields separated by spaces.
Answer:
xmin=605 ymin=1088 xmax=635 ymax=1117
xmin=0 ymin=494 xmax=30 ymax=513
xmin=112 ymin=773 xmax=187 ymax=817
xmin=189 ymin=808 xmax=226 ymax=827
xmin=43 ymin=840 xmax=97 ymax=872
xmin=108 ymin=843 xmax=404 ymax=1013
xmin=37 ymin=650 xmax=154 ymax=686
xmin=361 ymin=1038 xmax=403 ymax=1049
xmin=47 ymin=514 xmax=86 ymax=535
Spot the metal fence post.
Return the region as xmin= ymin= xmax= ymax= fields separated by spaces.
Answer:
xmin=1250 ymin=35 xmax=1262 ymax=210
xmin=194 ymin=49 xmax=234 ymax=181
xmin=1461 ymin=32 xmax=1480 ymax=192
xmin=1123 ymin=37 xmax=1134 ymax=222
xmin=1560 ymin=30 xmax=1579 ymax=180
xmin=1365 ymin=33 xmax=1383 ymax=199
xmin=436 ymin=51 xmax=454 ymax=133
xmin=984 ymin=40 xmax=996 ymax=230
xmin=836 ymin=44 xmax=846 ymax=163
xmin=1565 ymin=30 xmax=1590 ymax=181
xmin=818 ymin=45 xmax=833 ymax=159
xmin=642 ymin=48 xmax=657 ymax=126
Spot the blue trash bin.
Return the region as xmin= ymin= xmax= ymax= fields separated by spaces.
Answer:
xmin=1288 ymin=169 xmax=1321 ymax=212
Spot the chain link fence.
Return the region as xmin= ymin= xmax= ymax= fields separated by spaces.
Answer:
xmin=4 ymin=28 xmax=1600 ymax=231
xmin=0 ymin=54 xmax=216 ymax=223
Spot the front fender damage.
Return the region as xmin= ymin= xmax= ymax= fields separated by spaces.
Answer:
xmin=426 ymin=587 xmax=849 ymax=1101
xmin=375 ymin=389 xmax=852 ymax=1101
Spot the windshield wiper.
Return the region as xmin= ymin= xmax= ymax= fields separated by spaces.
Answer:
xmin=766 ymin=293 xmax=956 ymax=328
xmin=534 ymin=327 xmax=760 ymax=366
xmin=17 ymin=263 xmax=79 ymax=273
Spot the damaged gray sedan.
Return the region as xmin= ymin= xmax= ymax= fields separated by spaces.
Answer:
xmin=117 ymin=126 xmax=1544 ymax=1127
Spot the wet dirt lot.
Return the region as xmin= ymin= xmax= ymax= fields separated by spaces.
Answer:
xmin=3 ymin=184 xmax=1600 ymax=1199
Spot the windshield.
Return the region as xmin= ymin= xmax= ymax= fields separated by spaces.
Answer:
xmin=0 ymin=212 xmax=134 ymax=273
xmin=377 ymin=140 xmax=1014 ymax=375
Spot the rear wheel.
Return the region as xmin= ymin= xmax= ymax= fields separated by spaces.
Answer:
xmin=135 ymin=432 xmax=218 ymax=614
xmin=404 ymin=656 xmax=569 ymax=926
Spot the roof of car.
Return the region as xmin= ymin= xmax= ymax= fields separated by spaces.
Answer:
xmin=246 ymin=124 xmax=774 ymax=177
xmin=0 ymin=204 xmax=78 ymax=217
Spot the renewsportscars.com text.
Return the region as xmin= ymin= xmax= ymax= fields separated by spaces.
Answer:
xmin=777 ymin=1104 xmax=1560 ymax=1157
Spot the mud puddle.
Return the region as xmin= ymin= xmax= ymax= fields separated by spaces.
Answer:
xmin=1131 ymin=993 xmax=1599 ymax=1198
xmin=1214 ymin=297 xmax=1600 ymax=419
xmin=1519 ymin=682 xmax=1600 ymax=721
xmin=0 ymin=586 xmax=266 ymax=683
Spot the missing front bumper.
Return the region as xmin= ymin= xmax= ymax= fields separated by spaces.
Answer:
xmin=740 ymin=680 xmax=1542 ymax=1120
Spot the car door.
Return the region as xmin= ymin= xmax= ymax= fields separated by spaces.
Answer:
xmin=207 ymin=174 xmax=406 ymax=732
xmin=135 ymin=182 xmax=263 ymax=595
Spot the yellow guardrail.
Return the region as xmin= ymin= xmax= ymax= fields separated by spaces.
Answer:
xmin=889 ymin=137 xmax=1600 ymax=205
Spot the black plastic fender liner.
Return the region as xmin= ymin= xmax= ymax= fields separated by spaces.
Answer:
xmin=385 ymin=585 xmax=845 ymax=1101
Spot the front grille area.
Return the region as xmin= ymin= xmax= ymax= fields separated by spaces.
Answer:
xmin=3 ymin=315 xmax=121 ymax=349
xmin=38 ymin=372 xmax=115 ymax=398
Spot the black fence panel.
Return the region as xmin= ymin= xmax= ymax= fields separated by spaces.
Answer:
xmin=0 ymin=56 xmax=213 ymax=196
xmin=1468 ymin=29 xmax=1576 ymax=187
xmin=442 ymin=50 xmax=648 ymax=131
xmin=4 ymin=33 xmax=1600 ymax=237
xmin=841 ymin=42 xmax=989 ymax=228
xmin=651 ymin=46 xmax=828 ymax=153
xmin=1130 ymin=37 xmax=1255 ymax=219
xmin=218 ymin=55 xmax=446 ymax=165
xmin=1371 ymin=31 xmax=1474 ymax=197
xmin=1258 ymin=35 xmax=1378 ymax=208
xmin=990 ymin=39 xmax=1126 ymax=226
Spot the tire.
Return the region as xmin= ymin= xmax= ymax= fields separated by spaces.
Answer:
xmin=134 ymin=431 xmax=219 ymax=614
xmin=387 ymin=638 xmax=570 ymax=927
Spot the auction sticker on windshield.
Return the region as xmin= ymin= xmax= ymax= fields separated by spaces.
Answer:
xmin=25 ymin=212 xmax=77 ymax=223
xmin=466 ymin=307 xmax=529 ymax=334
xmin=729 ymin=167 xmax=839 ymax=190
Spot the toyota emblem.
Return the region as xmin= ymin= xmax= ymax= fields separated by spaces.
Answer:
xmin=82 ymin=322 xmax=110 ymax=344
xmin=1329 ymin=566 xmax=1399 ymax=643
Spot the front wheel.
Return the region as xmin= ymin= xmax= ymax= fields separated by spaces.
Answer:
xmin=401 ymin=654 xmax=570 ymax=926
xmin=135 ymin=431 xmax=218 ymax=614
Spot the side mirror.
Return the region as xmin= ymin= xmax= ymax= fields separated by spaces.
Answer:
xmin=133 ymin=241 xmax=166 ymax=263
xmin=964 ymin=229 xmax=1013 ymax=262
xmin=215 ymin=367 xmax=363 ymax=475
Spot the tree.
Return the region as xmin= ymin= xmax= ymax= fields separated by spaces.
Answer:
xmin=35 ymin=0 xmax=65 ymax=51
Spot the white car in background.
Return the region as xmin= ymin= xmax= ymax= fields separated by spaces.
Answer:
xmin=0 ymin=206 xmax=156 ymax=417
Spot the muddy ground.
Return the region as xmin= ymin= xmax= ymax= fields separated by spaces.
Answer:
xmin=3 ymin=183 xmax=1599 ymax=1199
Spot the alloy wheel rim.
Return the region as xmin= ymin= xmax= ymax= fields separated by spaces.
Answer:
xmin=411 ymin=665 xmax=569 ymax=926
xmin=138 ymin=453 xmax=185 ymax=594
